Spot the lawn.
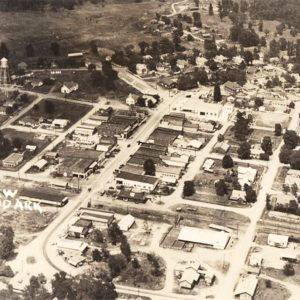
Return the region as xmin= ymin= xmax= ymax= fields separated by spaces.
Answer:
xmin=116 ymin=252 xmax=166 ymax=290
xmin=223 ymin=126 xmax=282 ymax=157
xmin=15 ymin=98 xmax=92 ymax=127
xmin=262 ymin=264 xmax=300 ymax=286
xmin=51 ymin=71 xmax=141 ymax=102
xmin=188 ymin=159 xmax=264 ymax=207
xmin=254 ymin=278 xmax=291 ymax=300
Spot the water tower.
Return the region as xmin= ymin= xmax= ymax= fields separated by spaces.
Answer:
xmin=0 ymin=57 xmax=11 ymax=97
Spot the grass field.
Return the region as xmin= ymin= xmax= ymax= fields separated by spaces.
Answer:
xmin=254 ymin=278 xmax=291 ymax=300
xmin=51 ymin=71 xmax=140 ymax=101
xmin=1 ymin=0 xmax=172 ymax=63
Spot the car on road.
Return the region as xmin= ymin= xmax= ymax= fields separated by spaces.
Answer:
xmin=186 ymin=206 xmax=197 ymax=212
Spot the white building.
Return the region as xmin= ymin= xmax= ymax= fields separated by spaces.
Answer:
xmin=234 ymin=274 xmax=258 ymax=300
xmin=118 ymin=214 xmax=135 ymax=231
xmin=267 ymin=234 xmax=289 ymax=248
xmin=178 ymin=226 xmax=230 ymax=250
xmin=172 ymin=98 xmax=224 ymax=122
xmin=126 ymin=93 xmax=139 ymax=106
xmin=61 ymin=81 xmax=79 ymax=94
xmin=52 ymin=119 xmax=70 ymax=129
xmin=116 ymin=171 xmax=159 ymax=192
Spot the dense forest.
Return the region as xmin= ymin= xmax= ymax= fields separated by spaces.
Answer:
xmin=250 ymin=0 xmax=300 ymax=29
xmin=0 ymin=0 xmax=104 ymax=11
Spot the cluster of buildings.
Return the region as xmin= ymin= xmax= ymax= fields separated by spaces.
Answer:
xmin=18 ymin=116 xmax=70 ymax=130
xmin=175 ymin=260 xmax=215 ymax=290
xmin=114 ymin=119 xmax=208 ymax=195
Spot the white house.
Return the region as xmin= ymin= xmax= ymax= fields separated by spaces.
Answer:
xmin=136 ymin=64 xmax=148 ymax=76
xmin=126 ymin=93 xmax=139 ymax=106
xmin=61 ymin=81 xmax=79 ymax=94
xmin=52 ymin=119 xmax=70 ymax=129
xmin=234 ymin=274 xmax=258 ymax=300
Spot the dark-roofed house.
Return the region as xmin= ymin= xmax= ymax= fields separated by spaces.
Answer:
xmin=78 ymin=208 xmax=114 ymax=229
xmin=149 ymin=128 xmax=179 ymax=146
xmin=68 ymin=219 xmax=92 ymax=238
xmin=116 ymin=171 xmax=159 ymax=192
xmin=118 ymin=189 xmax=147 ymax=203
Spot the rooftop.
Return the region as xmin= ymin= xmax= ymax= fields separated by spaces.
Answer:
xmin=117 ymin=171 xmax=158 ymax=185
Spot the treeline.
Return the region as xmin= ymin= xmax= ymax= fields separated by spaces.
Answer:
xmin=0 ymin=0 xmax=104 ymax=11
xmin=250 ymin=0 xmax=300 ymax=29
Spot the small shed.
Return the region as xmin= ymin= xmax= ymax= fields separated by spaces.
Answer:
xmin=118 ymin=214 xmax=135 ymax=231
xmin=267 ymin=234 xmax=289 ymax=248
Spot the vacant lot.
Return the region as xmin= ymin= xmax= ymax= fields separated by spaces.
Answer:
xmin=1 ymin=1 xmax=171 ymax=63
xmin=15 ymin=98 xmax=92 ymax=127
xmin=254 ymin=278 xmax=290 ymax=300
xmin=272 ymin=166 xmax=289 ymax=191
xmin=252 ymin=112 xmax=290 ymax=129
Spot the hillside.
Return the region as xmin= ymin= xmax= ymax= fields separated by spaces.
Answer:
xmin=250 ymin=0 xmax=300 ymax=29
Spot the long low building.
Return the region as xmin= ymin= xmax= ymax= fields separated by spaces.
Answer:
xmin=19 ymin=189 xmax=69 ymax=207
xmin=57 ymin=239 xmax=88 ymax=253
xmin=178 ymin=226 xmax=230 ymax=250
xmin=116 ymin=171 xmax=159 ymax=192
xmin=78 ymin=208 xmax=114 ymax=228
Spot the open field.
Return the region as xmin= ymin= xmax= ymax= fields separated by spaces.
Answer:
xmin=14 ymin=98 xmax=92 ymax=127
xmin=254 ymin=278 xmax=291 ymax=300
xmin=272 ymin=166 xmax=288 ymax=191
xmin=0 ymin=1 xmax=172 ymax=63
xmin=51 ymin=71 xmax=141 ymax=101
xmin=252 ymin=112 xmax=290 ymax=129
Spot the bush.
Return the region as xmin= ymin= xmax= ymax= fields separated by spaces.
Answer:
xmin=283 ymin=263 xmax=295 ymax=276
xmin=265 ymin=279 xmax=272 ymax=288
xmin=259 ymin=153 xmax=269 ymax=161
xmin=183 ymin=181 xmax=195 ymax=197
xmin=0 ymin=265 xmax=14 ymax=277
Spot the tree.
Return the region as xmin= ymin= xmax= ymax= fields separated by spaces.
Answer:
xmin=283 ymin=263 xmax=295 ymax=276
xmin=279 ymin=147 xmax=292 ymax=164
xmin=233 ymin=111 xmax=252 ymax=141
xmin=0 ymin=131 xmax=12 ymax=160
xmin=143 ymin=159 xmax=155 ymax=176
xmin=187 ymin=34 xmax=194 ymax=42
xmin=90 ymin=229 xmax=103 ymax=243
xmin=244 ymin=184 xmax=257 ymax=203
xmin=290 ymin=151 xmax=300 ymax=170
xmin=258 ymin=20 xmax=263 ymax=32
xmin=0 ymin=226 xmax=14 ymax=260
xmin=289 ymin=102 xmax=295 ymax=109
xmin=237 ymin=142 xmax=251 ymax=159
xmin=50 ymin=42 xmax=60 ymax=56
xmin=107 ymin=223 xmax=123 ymax=245
xmin=243 ymin=50 xmax=253 ymax=65
xmin=283 ymin=130 xmax=299 ymax=149
xmin=132 ymin=257 xmax=140 ymax=269
xmin=108 ymin=254 xmax=127 ymax=277
xmin=73 ymin=273 xmax=117 ymax=300
xmin=90 ymin=41 xmax=98 ymax=56
xmin=209 ymin=3 xmax=214 ymax=15
xmin=222 ymin=154 xmax=234 ymax=169
xmin=26 ymin=44 xmax=35 ymax=57
xmin=120 ymin=236 xmax=131 ymax=261
xmin=0 ymin=42 xmax=9 ymax=58
xmin=24 ymin=275 xmax=51 ymax=300
xmin=215 ymin=179 xmax=227 ymax=196
xmin=183 ymin=181 xmax=195 ymax=197
xmin=217 ymin=134 xmax=224 ymax=142
xmin=275 ymin=123 xmax=282 ymax=136
xmin=20 ymin=94 xmax=29 ymax=103
xmin=92 ymin=249 xmax=102 ymax=262
xmin=213 ymin=83 xmax=222 ymax=102
xmin=254 ymin=97 xmax=263 ymax=109
xmin=51 ymin=271 xmax=76 ymax=300
xmin=12 ymin=137 xmax=24 ymax=150
xmin=44 ymin=100 xmax=55 ymax=115
xmin=261 ymin=136 xmax=273 ymax=155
